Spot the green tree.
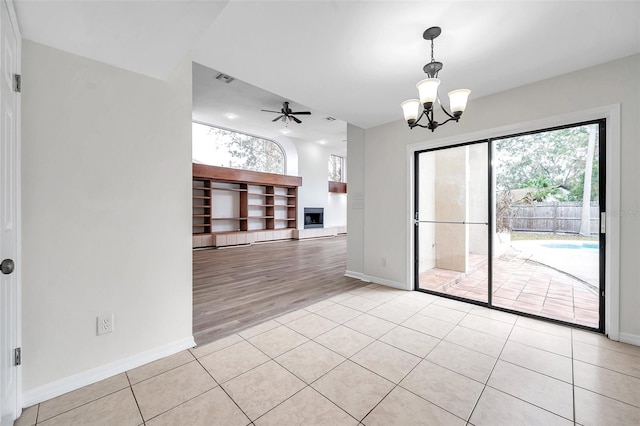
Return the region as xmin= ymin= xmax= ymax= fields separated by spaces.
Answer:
xmin=495 ymin=124 xmax=599 ymax=202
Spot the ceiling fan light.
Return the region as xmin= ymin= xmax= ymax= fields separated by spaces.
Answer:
xmin=416 ymin=78 xmax=440 ymax=107
xmin=448 ymin=89 xmax=471 ymax=115
xmin=401 ymin=99 xmax=420 ymax=122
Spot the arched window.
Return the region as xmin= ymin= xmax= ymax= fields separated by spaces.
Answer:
xmin=192 ymin=122 xmax=286 ymax=174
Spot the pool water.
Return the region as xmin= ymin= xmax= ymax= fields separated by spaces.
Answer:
xmin=542 ymin=242 xmax=599 ymax=250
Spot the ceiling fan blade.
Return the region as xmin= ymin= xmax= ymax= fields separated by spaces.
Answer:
xmin=291 ymin=116 xmax=302 ymax=124
xmin=290 ymin=111 xmax=311 ymax=115
xmin=272 ymin=115 xmax=283 ymax=122
xmin=261 ymin=109 xmax=281 ymax=113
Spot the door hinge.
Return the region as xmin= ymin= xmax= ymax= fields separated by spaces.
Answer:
xmin=600 ymin=212 xmax=606 ymax=234
xmin=14 ymin=347 xmax=21 ymax=366
xmin=13 ymin=74 xmax=21 ymax=93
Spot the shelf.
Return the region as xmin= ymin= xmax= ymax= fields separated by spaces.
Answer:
xmin=273 ymin=194 xmax=296 ymax=198
xmin=192 ymin=214 xmax=211 ymax=218
xmin=247 ymin=192 xmax=269 ymax=197
xmin=192 ymin=195 xmax=211 ymax=200
xmin=329 ymin=181 xmax=347 ymax=194
xmin=248 ymin=204 xmax=275 ymax=207
xmin=248 ymin=216 xmax=275 ymax=219
xmin=192 ymin=224 xmax=211 ymax=228
xmin=211 ymin=217 xmax=248 ymax=220
xmin=273 ymin=205 xmax=296 ymax=208
xmin=274 ymin=218 xmax=296 ymax=221
xmin=211 ymin=187 xmax=248 ymax=192
xmin=193 ymin=205 xmax=212 ymax=208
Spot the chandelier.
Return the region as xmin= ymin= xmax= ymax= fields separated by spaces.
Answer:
xmin=401 ymin=27 xmax=471 ymax=132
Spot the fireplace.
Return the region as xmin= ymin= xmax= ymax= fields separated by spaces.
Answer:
xmin=304 ymin=208 xmax=324 ymax=229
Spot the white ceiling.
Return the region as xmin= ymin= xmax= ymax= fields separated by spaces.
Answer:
xmin=192 ymin=62 xmax=347 ymax=149
xmin=14 ymin=0 xmax=640 ymax=133
xmin=14 ymin=0 xmax=229 ymax=80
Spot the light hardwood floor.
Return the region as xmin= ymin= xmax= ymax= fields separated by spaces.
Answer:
xmin=193 ymin=235 xmax=365 ymax=344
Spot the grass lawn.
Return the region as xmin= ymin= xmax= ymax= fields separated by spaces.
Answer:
xmin=510 ymin=232 xmax=598 ymax=241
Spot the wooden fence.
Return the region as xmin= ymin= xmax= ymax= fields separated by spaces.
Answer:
xmin=504 ymin=202 xmax=599 ymax=235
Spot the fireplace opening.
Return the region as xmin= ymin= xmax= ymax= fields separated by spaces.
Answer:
xmin=304 ymin=208 xmax=324 ymax=229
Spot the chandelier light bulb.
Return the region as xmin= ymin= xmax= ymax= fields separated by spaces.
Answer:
xmin=416 ymin=78 xmax=440 ymax=108
xmin=401 ymin=99 xmax=420 ymax=122
xmin=448 ymin=89 xmax=471 ymax=115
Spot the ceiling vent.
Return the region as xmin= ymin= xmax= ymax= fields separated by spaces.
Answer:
xmin=214 ymin=73 xmax=234 ymax=84
xmin=324 ymin=116 xmax=336 ymax=121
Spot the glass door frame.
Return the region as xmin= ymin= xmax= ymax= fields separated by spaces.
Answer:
xmin=414 ymin=119 xmax=606 ymax=333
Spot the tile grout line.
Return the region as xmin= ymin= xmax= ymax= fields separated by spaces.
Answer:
xmin=141 ymin=385 xmax=220 ymax=424
xmin=481 ymin=382 xmax=576 ymax=422
xmin=33 ymin=381 xmax=130 ymax=424
xmin=194 ymin=355 xmax=255 ymax=425
xmin=466 ymin=317 xmax=515 ymax=423
xmin=526 ymin=337 xmax=640 ymax=381
xmin=254 ymin=380 xmax=359 ymax=425
xmin=261 ymin=295 xmax=426 ymax=423
xmin=231 ymin=304 xmax=372 ymax=425
xmin=216 ymin=323 xmax=359 ymax=423
xmin=128 ymin=354 xmax=196 ymax=388
xmin=348 ymin=313 xmax=433 ymax=423
xmin=34 ymin=403 xmax=40 ymax=425
xmin=571 ymin=384 xmax=640 ymax=410
xmin=573 ymin=337 xmax=640 ymax=359
xmin=125 ymin=371 xmax=145 ymax=425
xmin=362 ymin=314 xmax=470 ymax=424
xmin=478 ymin=322 xmax=578 ymax=423
xmin=132 ymin=357 xmax=221 ymax=424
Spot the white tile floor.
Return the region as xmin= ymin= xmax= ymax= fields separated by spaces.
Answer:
xmin=15 ymin=284 xmax=640 ymax=425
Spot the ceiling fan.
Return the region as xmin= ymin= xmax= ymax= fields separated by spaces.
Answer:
xmin=261 ymin=101 xmax=311 ymax=124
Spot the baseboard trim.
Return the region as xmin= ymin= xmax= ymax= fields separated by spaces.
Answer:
xmin=344 ymin=270 xmax=369 ymax=282
xmin=619 ymin=332 xmax=640 ymax=347
xmin=344 ymin=271 xmax=409 ymax=290
xmin=22 ymin=336 xmax=196 ymax=407
xmin=363 ymin=275 xmax=409 ymax=290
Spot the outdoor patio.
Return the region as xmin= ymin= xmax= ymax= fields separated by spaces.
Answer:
xmin=419 ymin=248 xmax=599 ymax=329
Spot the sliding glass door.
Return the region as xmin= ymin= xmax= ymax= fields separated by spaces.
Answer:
xmin=415 ymin=142 xmax=489 ymax=303
xmin=415 ymin=120 xmax=605 ymax=331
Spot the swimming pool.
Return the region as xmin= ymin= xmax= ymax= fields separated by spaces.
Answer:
xmin=542 ymin=242 xmax=599 ymax=250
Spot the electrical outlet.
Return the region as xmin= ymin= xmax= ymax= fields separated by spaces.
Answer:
xmin=97 ymin=314 xmax=114 ymax=335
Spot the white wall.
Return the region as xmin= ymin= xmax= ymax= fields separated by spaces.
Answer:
xmin=272 ymin=135 xmax=299 ymax=177
xmin=326 ymin=192 xmax=347 ymax=228
xmin=21 ymin=40 xmax=194 ymax=399
xmin=346 ymin=124 xmax=365 ymax=276
xmin=294 ymin=139 xmax=347 ymax=229
xmin=354 ymin=54 xmax=640 ymax=338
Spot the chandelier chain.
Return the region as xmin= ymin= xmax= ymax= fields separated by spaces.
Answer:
xmin=430 ymin=37 xmax=435 ymax=63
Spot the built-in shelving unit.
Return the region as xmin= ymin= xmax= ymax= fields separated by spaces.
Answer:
xmin=192 ymin=164 xmax=302 ymax=248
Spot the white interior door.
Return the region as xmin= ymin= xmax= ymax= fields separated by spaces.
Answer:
xmin=0 ymin=0 xmax=20 ymax=423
